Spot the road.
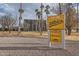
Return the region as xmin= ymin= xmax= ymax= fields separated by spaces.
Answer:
xmin=0 ymin=37 xmax=78 ymax=56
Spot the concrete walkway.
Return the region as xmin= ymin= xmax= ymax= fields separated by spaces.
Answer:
xmin=0 ymin=37 xmax=78 ymax=56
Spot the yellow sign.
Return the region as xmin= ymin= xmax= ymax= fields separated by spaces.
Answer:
xmin=48 ymin=14 xmax=64 ymax=30
xmin=50 ymin=30 xmax=62 ymax=44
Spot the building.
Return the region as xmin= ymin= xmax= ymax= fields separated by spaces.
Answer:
xmin=23 ymin=19 xmax=47 ymax=31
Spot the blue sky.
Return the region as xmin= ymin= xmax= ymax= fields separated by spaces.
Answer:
xmin=0 ymin=3 xmax=78 ymax=18
xmin=0 ymin=3 xmax=41 ymax=19
xmin=0 ymin=3 xmax=60 ymax=20
xmin=0 ymin=3 xmax=78 ymax=22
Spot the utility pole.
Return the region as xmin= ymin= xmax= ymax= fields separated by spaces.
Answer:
xmin=18 ymin=3 xmax=24 ymax=33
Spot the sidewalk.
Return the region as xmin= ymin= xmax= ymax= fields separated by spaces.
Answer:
xmin=0 ymin=36 xmax=78 ymax=56
xmin=0 ymin=32 xmax=78 ymax=55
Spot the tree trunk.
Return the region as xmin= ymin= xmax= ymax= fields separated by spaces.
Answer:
xmin=68 ymin=28 xmax=71 ymax=35
xmin=35 ymin=21 xmax=37 ymax=32
xmin=59 ymin=3 xmax=61 ymax=14
xmin=77 ymin=3 xmax=78 ymax=32
xmin=38 ymin=20 xmax=42 ymax=36
xmin=8 ymin=26 xmax=11 ymax=33
xmin=46 ymin=15 xmax=48 ymax=31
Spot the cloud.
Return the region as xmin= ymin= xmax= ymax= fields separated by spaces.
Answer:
xmin=23 ymin=3 xmax=59 ymax=20
xmin=0 ymin=3 xmax=16 ymax=18
xmin=0 ymin=3 xmax=77 ymax=20
xmin=23 ymin=3 xmax=40 ymax=19
xmin=0 ymin=12 xmax=6 ymax=16
xmin=4 ymin=3 xmax=58 ymax=20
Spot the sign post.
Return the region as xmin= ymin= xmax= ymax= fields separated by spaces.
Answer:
xmin=47 ymin=14 xmax=65 ymax=49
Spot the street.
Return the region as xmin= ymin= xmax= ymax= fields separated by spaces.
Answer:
xmin=0 ymin=37 xmax=78 ymax=56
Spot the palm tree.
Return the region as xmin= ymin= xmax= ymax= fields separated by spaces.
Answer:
xmin=45 ymin=5 xmax=50 ymax=17
xmin=35 ymin=9 xmax=38 ymax=31
xmin=77 ymin=3 xmax=78 ymax=32
xmin=35 ymin=9 xmax=41 ymax=35
xmin=45 ymin=5 xmax=50 ymax=30
xmin=59 ymin=3 xmax=62 ymax=14
xmin=35 ymin=9 xmax=38 ymax=13
xmin=35 ymin=3 xmax=45 ymax=36
xmin=40 ymin=3 xmax=44 ymax=35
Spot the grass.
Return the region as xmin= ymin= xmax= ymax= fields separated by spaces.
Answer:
xmin=0 ymin=31 xmax=48 ymax=38
xmin=0 ymin=31 xmax=79 ymax=41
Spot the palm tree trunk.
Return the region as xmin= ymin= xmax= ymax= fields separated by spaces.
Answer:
xmin=59 ymin=3 xmax=61 ymax=14
xmin=38 ymin=19 xmax=42 ymax=35
xmin=46 ymin=14 xmax=48 ymax=30
xmin=8 ymin=26 xmax=11 ymax=33
xmin=35 ymin=21 xmax=37 ymax=31
xmin=40 ymin=3 xmax=43 ymax=36
xmin=35 ymin=16 xmax=38 ymax=32
xmin=40 ymin=20 xmax=42 ymax=36
xmin=77 ymin=3 xmax=78 ymax=32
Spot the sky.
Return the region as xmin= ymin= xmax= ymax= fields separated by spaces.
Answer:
xmin=0 ymin=3 xmax=60 ymax=20
xmin=0 ymin=3 xmax=78 ymax=25
xmin=0 ymin=3 xmax=60 ymax=26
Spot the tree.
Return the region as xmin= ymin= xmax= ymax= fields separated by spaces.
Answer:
xmin=59 ymin=3 xmax=62 ymax=14
xmin=65 ymin=3 xmax=77 ymax=35
xmin=45 ymin=5 xmax=50 ymax=30
xmin=51 ymin=3 xmax=65 ymax=15
xmin=0 ymin=15 xmax=16 ymax=33
xmin=51 ymin=3 xmax=77 ymax=35
xmin=35 ymin=3 xmax=44 ymax=36
xmin=35 ymin=9 xmax=41 ymax=35
xmin=35 ymin=9 xmax=38 ymax=31
xmin=76 ymin=3 xmax=79 ymax=32
xmin=40 ymin=3 xmax=44 ymax=36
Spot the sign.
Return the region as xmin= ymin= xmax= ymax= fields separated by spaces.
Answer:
xmin=48 ymin=14 xmax=64 ymax=30
xmin=50 ymin=30 xmax=62 ymax=44
xmin=48 ymin=30 xmax=64 ymax=48
xmin=47 ymin=13 xmax=65 ymax=48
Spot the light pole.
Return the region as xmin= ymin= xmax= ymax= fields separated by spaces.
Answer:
xmin=18 ymin=3 xmax=24 ymax=33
